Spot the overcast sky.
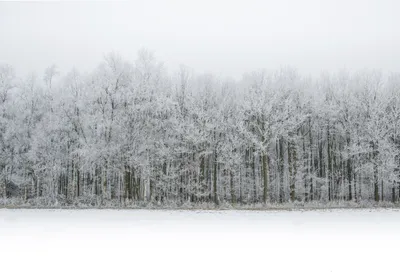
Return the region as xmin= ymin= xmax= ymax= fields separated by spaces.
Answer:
xmin=1 ymin=0 xmax=399 ymax=79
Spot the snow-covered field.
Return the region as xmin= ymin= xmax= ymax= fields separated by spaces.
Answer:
xmin=1 ymin=209 xmax=399 ymax=272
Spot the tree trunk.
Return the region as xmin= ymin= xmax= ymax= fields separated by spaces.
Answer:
xmin=124 ymin=165 xmax=131 ymax=201
xmin=372 ymin=141 xmax=379 ymax=202
xmin=346 ymin=134 xmax=352 ymax=201
xmin=262 ymin=151 xmax=269 ymax=204
xmin=279 ymin=137 xmax=284 ymax=203
xmin=327 ymin=124 xmax=332 ymax=201
xmin=288 ymin=139 xmax=296 ymax=202
xmin=213 ymin=150 xmax=219 ymax=205
xmin=303 ymin=128 xmax=308 ymax=202
xmin=230 ymin=169 xmax=236 ymax=204
xmin=309 ymin=119 xmax=314 ymax=201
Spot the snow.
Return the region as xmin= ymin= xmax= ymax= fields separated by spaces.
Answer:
xmin=1 ymin=209 xmax=399 ymax=272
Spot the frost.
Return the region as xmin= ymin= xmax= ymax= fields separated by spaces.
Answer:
xmin=1 ymin=55 xmax=400 ymax=207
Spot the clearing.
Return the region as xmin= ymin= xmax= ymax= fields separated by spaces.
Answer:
xmin=1 ymin=209 xmax=399 ymax=272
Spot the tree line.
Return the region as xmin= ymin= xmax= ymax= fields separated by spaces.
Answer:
xmin=1 ymin=50 xmax=400 ymax=206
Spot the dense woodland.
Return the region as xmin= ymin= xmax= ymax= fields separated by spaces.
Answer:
xmin=1 ymin=50 xmax=400 ymax=207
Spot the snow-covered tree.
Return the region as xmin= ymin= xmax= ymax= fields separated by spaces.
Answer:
xmin=2 ymin=52 xmax=400 ymax=207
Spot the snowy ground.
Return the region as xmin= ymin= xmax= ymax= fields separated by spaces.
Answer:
xmin=1 ymin=209 xmax=399 ymax=272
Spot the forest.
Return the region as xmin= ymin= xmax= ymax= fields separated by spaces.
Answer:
xmin=1 ymin=50 xmax=400 ymax=207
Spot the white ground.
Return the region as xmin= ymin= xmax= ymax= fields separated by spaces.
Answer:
xmin=1 ymin=209 xmax=399 ymax=272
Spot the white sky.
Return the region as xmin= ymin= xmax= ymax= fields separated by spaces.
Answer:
xmin=1 ymin=0 xmax=399 ymax=79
